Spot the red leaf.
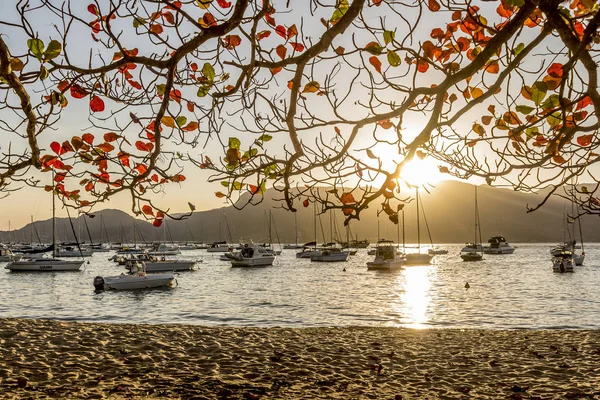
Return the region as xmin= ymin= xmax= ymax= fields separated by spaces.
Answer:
xmin=135 ymin=141 xmax=154 ymax=152
xmin=152 ymin=218 xmax=163 ymax=227
xmin=248 ymin=184 xmax=259 ymax=194
xmin=50 ymin=142 xmax=61 ymax=155
xmin=104 ymin=132 xmax=118 ymax=142
xmin=87 ymin=4 xmax=98 ymax=15
xmin=170 ymin=89 xmax=182 ymax=104
xmin=547 ymin=63 xmax=563 ymax=78
xmin=182 ymin=121 xmax=199 ymax=131
xmin=485 ymin=61 xmax=500 ymax=74
xmin=290 ymin=42 xmax=304 ymax=52
xmin=201 ymin=13 xmax=217 ymax=27
xmin=187 ymin=101 xmax=195 ymax=112
xmin=70 ymin=84 xmax=88 ymax=99
xmin=342 ymin=206 xmax=353 ymax=216
xmin=577 ymin=135 xmax=593 ymax=147
xmin=276 ymin=45 xmax=287 ymax=59
xmin=216 ymin=0 xmax=231 ymax=8
xmin=417 ymin=60 xmax=429 ymax=73
xmin=369 ymin=56 xmax=382 ymax=73
xmin=171 ymin=174 xmax=186 ymax=182
xmin=303 ymin=199 xmax=309 ymax=207
xmin=54 ymin=173 xmax=66 ymax=183
xmin=150 ymin=24 xmax=163 ymax=34
xmin=61 ymin=141 xmax=73 ymax=153
xmin=82 ymin=133 xmax=95 ymax=145
xmin=341 ymin=192 xmax=356 ymax=205
xmin=256 ymin=30 xmax=271 ymax=40
xmin=142 ymin=205 xmax=154 ymax=216
xmin=162 ymin=11 xmax=175 ymax=25
xmin=428 ymin=0 xmax=441 ymax=12
xmin=118 ymin=152 xmax=130 ymax=167
xmin=165 ymin=1 xmax=181 ymax=10
xmin=223 ymin=35 xmax=242 ymax=49
xmin=576 ymin=96 xmax=592 ymax=111
xmin=275 ymin=25 xmax=286 ymax=39
xmin=97 ymin=142 xmax=114 ymax=153
xmin=135 ymin=164 xmax=148 ymax=174
xmin=287 ymin=24 xmax=298 ymax=39
xmin=90 ymin=95 xmax=105 ymax=112
xmin=127 ymin=80 xmax=142 ymax=90
xmin=57 ymin=80 xmax=69 ymax=92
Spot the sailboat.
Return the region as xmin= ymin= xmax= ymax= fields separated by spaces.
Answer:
xmin=283 ymin=213 xmax=303 ymax=249
xmin=418 ymin=196 xmax=448 ymax=255
xmin=6 ymin=183 xmax=84 ymax=272
xmin=310 ymin=208 xmax=349 ymax=262
xmin=550 ymin=191 xmax=584 ymax=266
xmin=461 ymin=186 xmax=484 ymax=262
xmin=404 ymin=188 xmax=433 ymax=265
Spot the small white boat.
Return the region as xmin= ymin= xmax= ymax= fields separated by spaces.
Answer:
xmin=227 ymin=244 xmax=275 ymax=267
xmin=484 ymin=236 xmax=515 ymax=254
xmin=550 ymin=240 xmax=584 ymax=266
xmin=404 ymin=253 xmax=433 ymax=265
xmin=310 ymin=248 xmax=349 ymax=262
xmin=207 ymin=242 xmax=230 ymax=252
xmin=552 ymin=251 xmax=575 ymax=273
xmin=147 ymin=243 xmax=181 ymax=256
xmin=126 ymin=259 xmax=197 ymax=272
xmin=94 ymin=272 xmax=175 ymax=290
xmin=367 ymin=244 xmax=405 ymax=271
xmin=6 ymin=257 xmax=84 ymax=271
xmin=56 ymin=245 xmax=93 ymax=257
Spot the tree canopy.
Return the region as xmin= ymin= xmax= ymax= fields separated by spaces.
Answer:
xmin=0 ymin=0 xmax=598 ymax=225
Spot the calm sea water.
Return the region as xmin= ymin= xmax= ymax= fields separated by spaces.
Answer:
xmin=1 ymin=244 xmax=599 ymax=329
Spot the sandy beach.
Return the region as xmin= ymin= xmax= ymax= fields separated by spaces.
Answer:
xmin=1 ymin=319 xmax=599 ymax=399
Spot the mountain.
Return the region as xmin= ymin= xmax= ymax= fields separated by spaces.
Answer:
xmin=1 ymin=181 xmax=598 ymax=244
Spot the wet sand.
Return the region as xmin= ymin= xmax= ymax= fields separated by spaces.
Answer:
xmin=1 ymin=318 xmax=600 ymax=399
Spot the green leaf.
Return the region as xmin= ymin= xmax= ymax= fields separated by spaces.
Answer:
xmin=541 ymin=94 xmax=560 ymax=110
xmin=202 ymin=62 xmax=215 ymax=82
xmin=515 ymin=105 xmax=534 ymax=115
xmin=39 ymin=65 xmax=49 ymax=80
xmin=383 ymin=30 xmax=395 ymax=45
xmin=228 ymin=137 xmax=241 ymax=150
xmin=506 ymin=0 xmax=525 ymax=7
xmin=133 ymin=17 xmax=146 ymax=28
xmin=531 ymin=81 xmax=547 ymax=106
xmin=258 ymin=180 xmax=267 ymax=194
xmin=513 ymin=43 xmax=525 ymax=57
xmin=196 ymin=84 xmax=210 ymax=97
xmin=387 ymin=50 xmax=401 ymax=67
xmin=176 ymin=116 xmax=187 ymax=127
xmin=249 ymin=148 xmax=258 ymax=157
xmin=156 ymin=84 xmax=166 ymax=96
xmin=188 ymin=202 xmax=196 ymax=211
xmin=525 ymin=127 xmax=539 ymax=140
xmin=258 ymin=134 xmax=272 ymax=142
xmin=27 ymin=38 xmax=45 ymax=61
xmin=221 ymin=181 xmax=229 ymax=187
xmin=546 ymin=111 xmax=561 ymax=128
xmin=232 ymin=181 xmax=243 ymax=190
xmin=582 ymin=186 xmax=588 ymax=193
xmin=43 ymin=40 xmax=62 ymax=61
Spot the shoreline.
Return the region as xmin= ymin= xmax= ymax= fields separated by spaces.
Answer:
xmin=2 ymin=319 xmax=600 ymax=399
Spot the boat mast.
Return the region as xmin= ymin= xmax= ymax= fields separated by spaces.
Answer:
xmin=30 ymin=215 xmax=33 ymax=244
xmin=294 ymin=212 xmax=298 ymax=245
xmin=313 ymin=201 xmax=317 ymax=247
xmin=402 ymin=208 xmax=405 ymax=252
xmin=52 ymin=172 xmax=56 ymax=258
xmin=416 ymin=187 xmax=421 ymax=252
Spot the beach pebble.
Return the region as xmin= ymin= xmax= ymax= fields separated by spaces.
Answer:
xmin=16 ymin=377 xmax=27 ymax=388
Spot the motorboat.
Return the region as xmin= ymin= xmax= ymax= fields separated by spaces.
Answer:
xmin=226 ymin=244 xmax=275 ymax=267
xmin=94 ymin=264 xmax=175 ymax=291
xmin=367 ymin=244 xmax=405 ymax=271
xmin=6 ymin=257 xmax=84 ymax=271
xmin=552 ymin=251 xmax=575 ymax=273
xmin=461 ymin=243 xmax=484 ymax=252
xmin=310 ymin=248 xmax=349 ymax=262
xmin=125 ymin=258 xmax=197 ymax=272
xmin=550 ymin=240 xmax=584 ymax=266
xmin=484 ymin=236 xmax=515 ymax=254
xmin=296 ymin=242 xmax=319 ymax=258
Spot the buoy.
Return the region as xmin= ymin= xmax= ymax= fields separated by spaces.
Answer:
xmin=464 ymin=282 xmax=470 ymax=289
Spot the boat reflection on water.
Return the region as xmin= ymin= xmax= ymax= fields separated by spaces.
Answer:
xmin=391 ymin=266 xmax=434 ymax=328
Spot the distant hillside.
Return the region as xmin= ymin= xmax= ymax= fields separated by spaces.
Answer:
xmin=2 ymin=181 xmax=599 ymax=244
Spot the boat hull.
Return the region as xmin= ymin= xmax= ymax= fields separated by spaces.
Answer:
xmin=461 ymin=252 xmax=483 ymax=262
xmin=128 ymin=260 xmax=197 ymax=272
xmin=310 ymin=251 xmax=349 ymax=262
xmin=5 ymin=259 xmax=84 ymax=271
xmin=231 ymin=257 xmax=275 ymax=267
xmin=404 ymin=253 xmax=433 ymax=265
xmin=367 ymin=260 xmax=404 ymax=270
xmin=100 ymin=273 xmax=175 ymax=290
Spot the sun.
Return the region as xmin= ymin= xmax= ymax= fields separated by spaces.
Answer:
xmin=400 ymin=158 xmax=443 ymax=187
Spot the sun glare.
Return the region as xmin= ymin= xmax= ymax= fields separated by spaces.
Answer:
xmin=400 ymin=158 xmax=443 ymax=187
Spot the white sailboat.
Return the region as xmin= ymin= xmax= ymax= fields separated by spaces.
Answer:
xmin=6 ymin=182 xmax=84 ymax=272
xmin=461 ymin=186 xmax=484 ymax=262
xmin=94 ymin=262 xmax=175 ymax=290
xmin=404 ymin=188 xmax=433 ymax=265
xmin=227 ymin=243 xmax=275 ymax=267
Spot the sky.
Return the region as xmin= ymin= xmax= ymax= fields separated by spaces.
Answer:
xmin=1 ymin=0 xmax=597 ymax=230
